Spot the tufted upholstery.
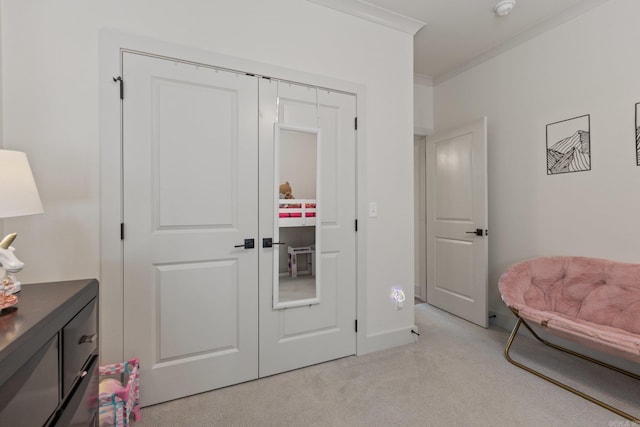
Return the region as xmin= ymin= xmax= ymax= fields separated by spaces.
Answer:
xmin=499 ymin=256 xmax=640 ymax=363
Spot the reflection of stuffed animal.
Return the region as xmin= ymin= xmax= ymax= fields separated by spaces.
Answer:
xmin=279 ymin=181 xmax=294 ymax=199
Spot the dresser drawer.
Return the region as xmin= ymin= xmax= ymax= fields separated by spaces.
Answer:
xmin=0 ymin=335 xmax=59 ymax=426
xmin=54 ymin=354 xmax=99 ymax=426
xmin=62 ymin=299 xmax=97 ymax=397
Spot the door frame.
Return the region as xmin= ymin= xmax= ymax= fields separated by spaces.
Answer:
xmin=413 ymin=135 xmax=427 ymax=302
xmin=98 ymin=30 xmax=369 ymax=364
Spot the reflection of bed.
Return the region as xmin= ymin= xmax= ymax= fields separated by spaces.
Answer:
xmin=279 ymin=199 xmax=316 ymax=227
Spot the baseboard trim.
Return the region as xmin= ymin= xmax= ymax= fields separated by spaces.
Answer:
xmin=361 ymin=325 xmax=417 ymax=355
xmin=489 ymin=310 xmax=516 ymax=331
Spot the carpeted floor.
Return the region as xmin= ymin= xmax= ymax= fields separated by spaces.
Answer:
xmin=136 ymin=304 xmax=639 ymax=426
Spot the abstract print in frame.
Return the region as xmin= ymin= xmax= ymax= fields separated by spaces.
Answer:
xmin=546 ymin=114 xmax=591 ymax=175
xmin=636 ymin=102 xmax=640 ymax=166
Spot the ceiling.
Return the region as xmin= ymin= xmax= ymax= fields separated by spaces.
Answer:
xmin=316 ymin=0 xmax=611 ymax=83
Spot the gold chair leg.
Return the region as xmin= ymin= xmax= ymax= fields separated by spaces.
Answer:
xmin=505 ymin=316 xmax=640 ymax=423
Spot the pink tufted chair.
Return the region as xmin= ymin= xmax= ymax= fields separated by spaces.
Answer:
xmin=499 ymin=256 xmax=640 ymax=422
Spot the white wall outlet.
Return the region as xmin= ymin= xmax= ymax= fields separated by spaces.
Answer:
xmin=368 ymin=202 xmax=378 ymax=218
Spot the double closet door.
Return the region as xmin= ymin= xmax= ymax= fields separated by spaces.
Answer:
xmin=121 ymin=52 xmax=357 ymax=406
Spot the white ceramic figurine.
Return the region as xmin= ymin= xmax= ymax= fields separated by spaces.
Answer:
xmin=0 ymin=233 xmax=25 ymax=295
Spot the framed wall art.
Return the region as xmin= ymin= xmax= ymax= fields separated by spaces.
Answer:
xmin=546 ymin=114 xmax=591 ymax=175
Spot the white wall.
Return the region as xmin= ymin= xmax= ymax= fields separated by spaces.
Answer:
xmin=0 ymin=0 xmax=415 ymax=358
xmin=414 ymin=75 xmax=434 ymax=135
xmin=434 ymin=0 xmax=640 ymax=320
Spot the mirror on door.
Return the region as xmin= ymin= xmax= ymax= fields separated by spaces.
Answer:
xmin=273 ymin=125 xmax=321 ymax=309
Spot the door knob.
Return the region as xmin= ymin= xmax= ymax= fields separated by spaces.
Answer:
xmin=234 ymin=239 xmax=255 ymax=249
xmin=262 ymin=238 xmax=287 ymax=248
xmin=465 ymin=229 xmax=487 ymax=237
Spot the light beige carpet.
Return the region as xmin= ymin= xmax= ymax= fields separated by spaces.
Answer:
xmin=136 ymin=304 xmax=639 ymax=426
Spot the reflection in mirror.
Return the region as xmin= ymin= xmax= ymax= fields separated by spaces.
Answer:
xmin=273 ymin=125 xmax=321 ymax=309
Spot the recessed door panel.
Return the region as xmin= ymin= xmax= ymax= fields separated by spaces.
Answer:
xmin=281 ymin=252 xmax=339 ymax=338
xmin=434 ymin=239 xmax=473 ymax=300
xmin=157 ymin=261 xmax=239 ymax=360
xmin=435 ymin=133 xmax=473 ymax=221
xmin=320 ymin=106 xmax=339 ymax=224
xmin=153 ymin=79 xmax=239 ymax=229
xmin=280 ymin=99 xmax=317 ymax=128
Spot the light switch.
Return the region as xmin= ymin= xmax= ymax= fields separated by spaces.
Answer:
xmin=368 ymin=202 xmax=378 ymax=218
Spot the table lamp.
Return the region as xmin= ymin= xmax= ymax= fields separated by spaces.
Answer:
xmin=0 ymin=150 xmax=43 ymax=309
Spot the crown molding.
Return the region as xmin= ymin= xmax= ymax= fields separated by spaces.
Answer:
xmin=307 ymin=0 xmax=425 ymax=35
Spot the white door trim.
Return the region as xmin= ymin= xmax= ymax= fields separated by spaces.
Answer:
xmin=99 ymin=29 xmax=369 ymax=363
xmin=413 ymin=135 xmax=427 ymax=302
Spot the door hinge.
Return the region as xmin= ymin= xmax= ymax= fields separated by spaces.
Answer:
xmin=355 ymin=319 xmax=358 ymax=333
xmin=120 ymin=223 xmax=124 ymax=240
xmin=355 ymin=219 xmax=358 ymax=232
xmin=113 ymin=76 xmax=123 ymax=99
xmin=354 ymin=117 xmax=358 ymax=130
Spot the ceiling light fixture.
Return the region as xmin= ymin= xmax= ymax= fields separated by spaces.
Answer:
xmin=494 ymin=0 xmax=515 ymax=17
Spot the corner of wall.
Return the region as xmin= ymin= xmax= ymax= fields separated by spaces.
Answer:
xmin=489 ymin=309 xmax=516 ymax=332
xmin=414 ymin=74 xmax=433 ymax=134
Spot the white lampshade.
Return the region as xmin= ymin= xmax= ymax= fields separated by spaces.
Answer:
xmin=0 ymin=150 xmax=43 ymax=219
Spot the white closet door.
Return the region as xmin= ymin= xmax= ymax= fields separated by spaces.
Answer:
xmin=122 ymin=52 xmax=259 ymax=406
xmin=258 ymin=81 xmax=357 ymax=377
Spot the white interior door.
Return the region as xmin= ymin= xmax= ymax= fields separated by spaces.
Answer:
xmin=122 ymin=52 xmax=259 ymax=406
xmin=426 ymin=117 xmax=488 ymax=327
xmin=258 ymin=81 xmax=357 ymax=376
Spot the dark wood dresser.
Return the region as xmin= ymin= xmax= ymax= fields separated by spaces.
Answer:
xmin=0 ymin=279 xmax=99 ymax=426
